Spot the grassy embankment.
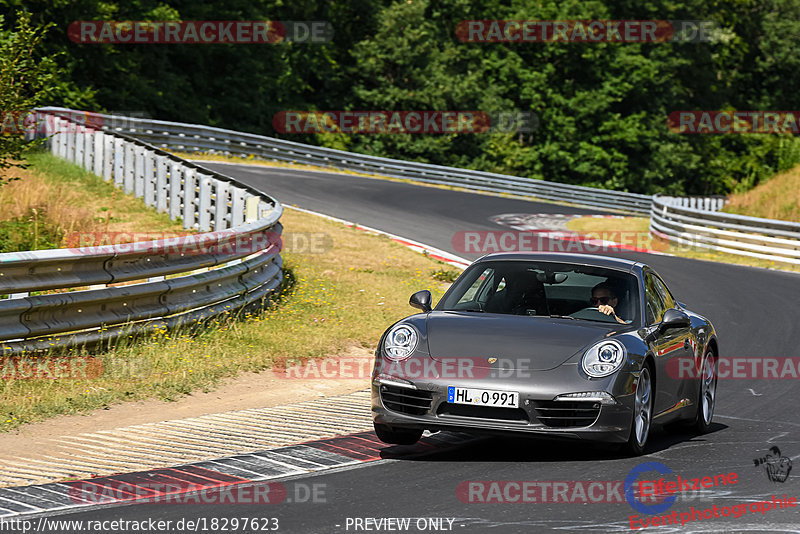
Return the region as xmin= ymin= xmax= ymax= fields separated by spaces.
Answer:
xmin=723 ymin=165 xmax=800 ymax=222
xmin=0 ymin=152 xmax=457 ymax=430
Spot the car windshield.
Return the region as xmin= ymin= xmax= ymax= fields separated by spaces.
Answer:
xmin=438 ymin=260 xmax=640 ymax=325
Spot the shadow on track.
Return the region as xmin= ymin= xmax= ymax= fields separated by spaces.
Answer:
xmin=379 ymin=422 xmax=728 ymax=463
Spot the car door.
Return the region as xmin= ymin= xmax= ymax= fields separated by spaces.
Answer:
xmin=652 ymin=273 xmax=697 ymax=409
xmin=644 ymin=271 xmax=682 ymax=413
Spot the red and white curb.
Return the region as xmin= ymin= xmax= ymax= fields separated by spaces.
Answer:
xmin=0 ymin=431 xmax=473 ymax=518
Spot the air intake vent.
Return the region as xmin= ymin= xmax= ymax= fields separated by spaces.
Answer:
xmin=534 ymin=400 xmax=601 ymax=428
xmin=380 ymin=385 xmax=433 ymax=416
xmin=437 ymin=403 xmax=529 ymax=422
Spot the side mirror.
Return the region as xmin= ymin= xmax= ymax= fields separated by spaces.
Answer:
xmin=409 ymin=290 xmax=432 ymax=313
xmin=659 ymin=308 xmax=690 ymax=332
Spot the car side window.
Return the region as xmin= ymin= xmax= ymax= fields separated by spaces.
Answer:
xmin=644 ymin=273 xmax=667 ymax=325
xmin=652 ymin=275 xmax=676 ymax=310
xmin=458 ymin=268 xmax=493 ymax=304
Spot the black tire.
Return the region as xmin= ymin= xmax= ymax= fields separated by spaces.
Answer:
xmin=684 ymin=349 xmax=717 ymax=434
xmin=373 ymin=423 xmax=423 ymax=445
xmin=623 ymin=364 xmax=654 ymax=456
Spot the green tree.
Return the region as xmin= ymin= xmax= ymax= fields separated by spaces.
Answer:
xmin=0 ymin=10 xmax=57 ymax=184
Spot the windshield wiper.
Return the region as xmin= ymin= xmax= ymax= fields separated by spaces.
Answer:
xmin=459 ymin=308 xmax=485 ymax=313
xmin=550 ymin=314 xmax=576 ymax=320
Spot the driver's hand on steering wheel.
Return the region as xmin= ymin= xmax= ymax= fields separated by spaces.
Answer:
xmin=598 ymin=304 xmax=626 ymax=324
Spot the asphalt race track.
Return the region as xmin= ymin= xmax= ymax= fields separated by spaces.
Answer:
xmin=28 ymin=164 xmax=800 ymax=533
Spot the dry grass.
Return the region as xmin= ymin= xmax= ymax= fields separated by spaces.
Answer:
xmin=0 ymin=152 xmax=186 ymax=246
xmin=0 ymin=208 xmax=458 ymax=430
xmin=723 ymin=166 xmax=800 ymax=222
xmin=565 ymin=216 xmax=800 ymax=273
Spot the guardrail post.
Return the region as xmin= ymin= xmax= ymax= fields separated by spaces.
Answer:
xmin=66 ymin=127 xmax=76 ymax=163
xmin=169 ymin=162 xmax=183 ymax=220
xmin=215 ymin=181 xmax=230 ymax=230
xmin=231 ymin=186 xmax=246 ymax=227
xmin=182 ymin=168 xmax=198 ymax=229
xmin=50 ymin=127 xmax=61 ymax=157
xmin=103 ymin=134 xmax=114 ymax=181
xmin=93 ymin=131 xmax=104 ymax=176
xmin=198 ymin=174 xmax=212 ymax=232
xmin=113 ymin=137 xmax=125 ymax=187
xmin=155 ymin=155 xmax=168 ymax=213
xmin=143 ymin=150 xmax=156 ymax=207
xmin=83 ymin=126 xmax=94 ymax=170
xmin=57 ymin=118 xmax=68 ymax=159
xmin=134 ymin=145 xmax=145 ymax=198
xmin=76 ymin=129 xmax=86 ymax=166
xmin=124 ymin=143 xmax=135 ymax=193
xmin=245 ymin=195 xmax=261 ymax=222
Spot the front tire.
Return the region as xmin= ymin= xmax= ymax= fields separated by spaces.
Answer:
xmin=624 ymin=364 xmax=653 ymax=456
xmin=686 ymin=349 xmax=717 ymax=434
xmin=374 ymin=423 xmax=423 ymax=445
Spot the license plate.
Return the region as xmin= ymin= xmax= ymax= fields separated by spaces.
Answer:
xmin=447 ymin=387 xmax=519 ymax=408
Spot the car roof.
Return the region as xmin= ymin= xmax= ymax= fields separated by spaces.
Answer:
xmin=474 ymin=252 xmax=645 ymax=273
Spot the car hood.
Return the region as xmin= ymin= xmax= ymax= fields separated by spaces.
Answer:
xmin=426 ymin=311 xmax=615 ymax=371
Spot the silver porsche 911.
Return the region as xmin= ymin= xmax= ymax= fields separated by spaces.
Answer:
xmin=371 ymin=253 xmax=718 ymax=455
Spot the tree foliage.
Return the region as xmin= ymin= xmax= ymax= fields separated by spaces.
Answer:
xmin=3 ymin=0 xmax=800 ymax=195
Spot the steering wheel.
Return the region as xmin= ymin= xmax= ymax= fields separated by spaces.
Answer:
xmin=568 ymin=306 xmax=617 ymax=321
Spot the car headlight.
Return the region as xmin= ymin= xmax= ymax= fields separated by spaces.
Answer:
xmin=383 ymin=324 xmax=418 ymax=361
xmin=582 ymin=340 xmax=626 ymax=378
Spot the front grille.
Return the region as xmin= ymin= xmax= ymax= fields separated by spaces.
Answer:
xmin=437 ymin=403 xmax=530 ymax=422
xmin=534 ymin=400 xmax=601 ymax=428
xmin=380 ymin=385 xmax=433 ymax=416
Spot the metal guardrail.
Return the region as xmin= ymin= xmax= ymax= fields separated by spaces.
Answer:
xmin=0 ymin=110 xmax=284 ymax=354
xmin=35 ymin=107 xmax=653 ymax=214
xmin=32 ymin=109 xmax=800 ymax=268
xmin=650 ymin=195 xmax=800 ymax=265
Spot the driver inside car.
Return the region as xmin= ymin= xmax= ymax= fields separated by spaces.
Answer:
xmin=590 ymin=282 xmax=627 ymax=324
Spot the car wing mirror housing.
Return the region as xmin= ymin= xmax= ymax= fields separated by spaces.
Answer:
xmin=410 ymin=290 xmax=432 ymax=313
xmin=659 ymin=308 xmax=691 ymax=333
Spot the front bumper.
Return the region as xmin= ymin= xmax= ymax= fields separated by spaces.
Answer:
xmin=371 ymin=371 xmax=635 ymax=443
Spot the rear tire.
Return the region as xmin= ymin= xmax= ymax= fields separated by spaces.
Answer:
xmin=373 ymin=423 xmax=423 ymax=445
xmin=623 ymin=364 xmax=653 ymax=456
